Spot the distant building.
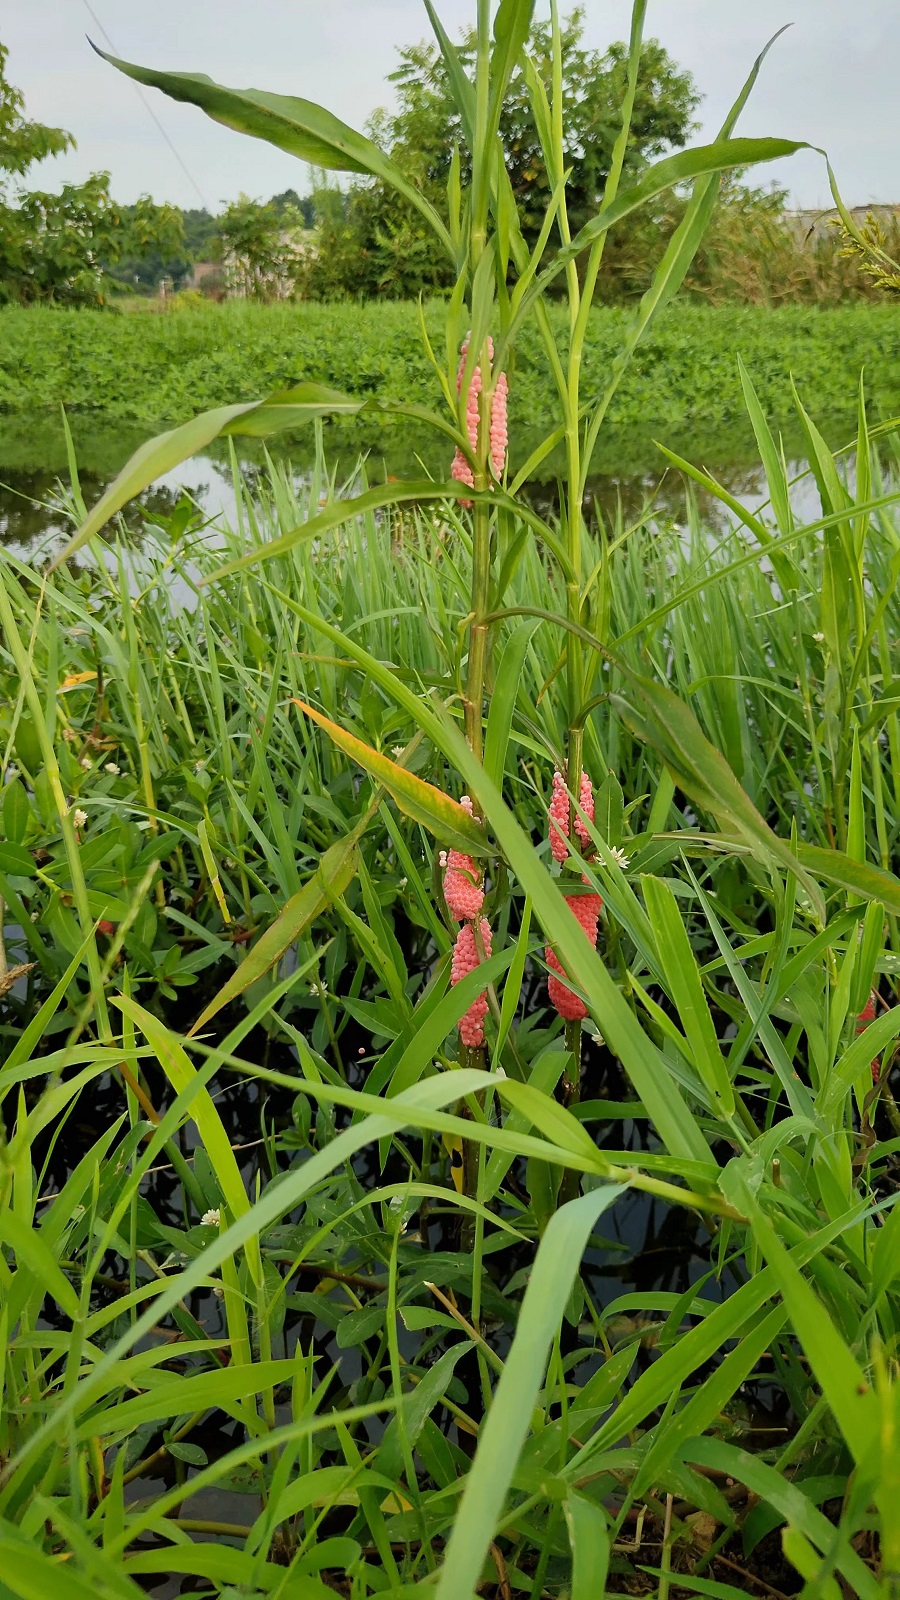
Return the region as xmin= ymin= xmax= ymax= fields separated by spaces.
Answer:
xmin=784 ymin=203 xmax=900 ymax=243
xmin=186 ymin=261 xmax=224 ymax=292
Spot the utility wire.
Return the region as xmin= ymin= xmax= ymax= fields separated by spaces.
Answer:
xmin=80 ymin=0 xmax=211 ymax=209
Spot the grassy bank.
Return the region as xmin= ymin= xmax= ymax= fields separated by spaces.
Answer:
xmin=2 ymin=299 xmax=899 ymax=431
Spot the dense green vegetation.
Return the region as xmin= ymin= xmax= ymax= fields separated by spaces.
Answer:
xmin=4 ymin=407 xmax=900 ymax=1595
xmin=2 ymin=300 xmax=899 ymax=431
xmin=5 ymin=1 xmax=900 ymax=1595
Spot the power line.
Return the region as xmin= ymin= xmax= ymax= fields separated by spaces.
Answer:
xmin=80 ymin=0 xmax=211 ymax=209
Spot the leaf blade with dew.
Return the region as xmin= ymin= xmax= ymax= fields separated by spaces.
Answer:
xmin=92 ymin=44 xmax=453 ymax=254
xmin=293 ymin=700 xmax=490 ymax=857
xmin=433 ymin=1186 xmax=622 ymax=1600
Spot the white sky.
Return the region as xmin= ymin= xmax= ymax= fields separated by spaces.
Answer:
xmin=3 ymin=0 xmax=898 ymax=212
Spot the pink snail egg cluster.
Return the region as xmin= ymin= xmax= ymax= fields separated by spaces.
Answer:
xmin=450 ymin=335 xmax=508 ymax=497
xmin=545 ymin=893 xmax=602 ymax=1021
xmin=451 ymin=918 xmax=493 ymax=1048
xmin=548 ymin=769 xmax=595 ymax=863
xmin=443 ymin=852 xmax=484 ymax=920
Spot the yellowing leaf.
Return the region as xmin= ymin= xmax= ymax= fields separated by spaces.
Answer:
xmin=293 ymin=700 xmax=490 ymax=857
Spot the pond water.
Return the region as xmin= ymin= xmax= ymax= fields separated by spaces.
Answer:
xmin=0 ymin=408 xmax=862 ymax=556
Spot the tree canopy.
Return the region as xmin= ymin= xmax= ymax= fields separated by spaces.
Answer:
xmin=300 ymin=8 xmax=699 ymax=299
xmin=0 ymin=40 xmax=182 ymax=305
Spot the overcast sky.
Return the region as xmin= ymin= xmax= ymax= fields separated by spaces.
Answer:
xmin=4 ymin=1 xmax=898 ymax=213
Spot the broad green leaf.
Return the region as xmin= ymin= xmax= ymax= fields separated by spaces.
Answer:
xmin=509 ymin=135 xmax=810 ymax=335
xmin=293 ymin=700 xmax=490 ymax=857
xmin=434 ymin=1187 xmax=622 ymax=1600
xmin=189 ymin=835 xmax=360 ymax=1035
xmin=496 ymin=1079 xmax=603 ymax=1165
xmin=77 ymin=1358 xmax=308 ymax=1439
xmin=95 ymin=45 xmax=452 ymax=253
xmin=52 ymin=386 xmax=361 ymax=565
xmin=2 ymin=777 xmax=31 ymax=844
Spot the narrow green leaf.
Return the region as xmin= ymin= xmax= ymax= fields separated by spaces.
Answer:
xmin=434 ymin=1187 xmax=622 ymax=1600
xmin=685 ymin=1439 xmax=879 ymax=1599
xmin=565 ymin=1491 xmax=610 ymax=1600
xmin=795 ymin=843 xmax=900 ymax=916
xmin=642 ymin=875 xmax=735 ymax=1113
xmin=719 ymin=1164 xmax=879 ymax=1464
xmin=484 ymin=620 xmax=540 ymax=788
xmin=189 ymin=835 xmax=360 ymax=1035
xmin=0 ymin=1212 xmax=80 ymax=1323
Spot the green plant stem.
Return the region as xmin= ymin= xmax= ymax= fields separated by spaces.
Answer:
xmin=464 ymin=491 xmax=492 ymax=764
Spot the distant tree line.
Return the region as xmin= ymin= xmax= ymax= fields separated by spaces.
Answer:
xmin=1 ymin=17 xmax=896 ymax=310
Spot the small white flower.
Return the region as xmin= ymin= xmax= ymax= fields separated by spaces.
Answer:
xmin=398 ymin=877 xmax=408 ymax=888
xmin=213 ymin=1284 xmax=225 ymax=1299
xmin=392 ymin=745 xmax=405 ymax=758
xmin=104 ymin=762 xmax=121 ymax=775
xmin=813 ymin=632 xmax=825 ymax=644
xmin=201 ymin=1208 xmax=221 ymax=1228
xmin=493 ymin=1066 xmax=507 ymax=1081
xmin=80 ymin=756 xmax=93 ymax=770
xmin=63 ymin=728 xmax=77 ymax=743
xmin=72 ymin=808 xmax=88 ymax=829
xmin=309 ymin=980 xmax=328 ymax=998
xmin=609 ymin=846 xmax=631 ymax=870
xmin=194 ymin=759 xmax=207 ymax=772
